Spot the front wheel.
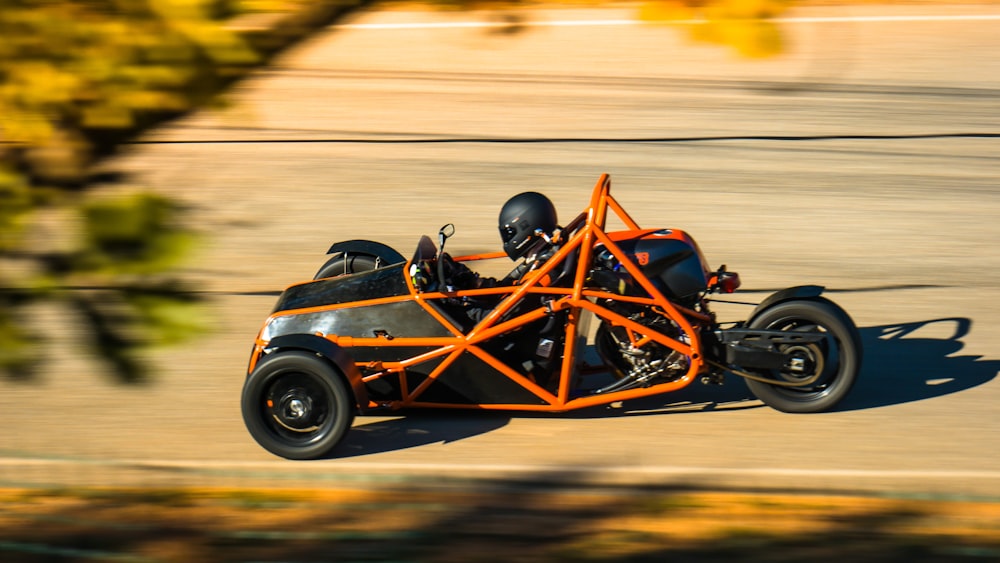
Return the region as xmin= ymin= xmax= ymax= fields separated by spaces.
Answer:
xmin=745 ymin=298 xmax=862 ymax=413
xmin=241 ymin=351 xmax=354 ymax=459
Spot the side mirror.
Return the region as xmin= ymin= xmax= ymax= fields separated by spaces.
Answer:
xmin=436 ymin=223 xmax=456 ymax=292
xmin=437 ymin=223 xmax=455 ymax=257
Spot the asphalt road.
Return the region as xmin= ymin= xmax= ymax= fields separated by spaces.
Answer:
xmin=2 ymin=3 xmax=998 ymax=496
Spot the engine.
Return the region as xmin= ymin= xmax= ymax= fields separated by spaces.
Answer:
xmin=593 ymin=309 xmax=690 ymax=394
xmin=585 ymin=232 xmax=706 ymax=393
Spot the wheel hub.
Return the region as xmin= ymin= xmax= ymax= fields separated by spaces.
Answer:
xmin=286 ymin=398 xmax=307 ymax=419
xmin=271 ymin=388 xmax=321 ymax=432
xmin=782 ymin=345 xmax=818 ymax=379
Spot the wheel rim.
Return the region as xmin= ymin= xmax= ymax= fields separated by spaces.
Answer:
xmin=262 ymin=371 xmax=333 ymax=445
xmin=761 ymin=319 xmax=840 ymax=400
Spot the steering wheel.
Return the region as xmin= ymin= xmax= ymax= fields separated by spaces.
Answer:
xmin=438 ymin=252 xmax=465 ymax=291
xmin=411 ymin=253 xmax=465 ymax=293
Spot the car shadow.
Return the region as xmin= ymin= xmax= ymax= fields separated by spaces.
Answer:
xmin=329 ymin=410 xmax=512 ymax=459
xmin=835 ymin=317 xmax=999 ymax=411
xmin=329 ymin=317 xmax=997 ymax=457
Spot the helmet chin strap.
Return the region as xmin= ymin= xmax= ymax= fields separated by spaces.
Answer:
xmin=533 ymin=228 xmax=553 ymax=244
xmin=524 ymin=236 xmax=554 ymax=263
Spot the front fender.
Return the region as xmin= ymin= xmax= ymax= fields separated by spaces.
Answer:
xmin=262 ymin=334 xmax=371 ymax=413
xmin=748 ymin=285 xmax=825 ymax=324
xmin=326 ymin=239 xmax=405 ymax=265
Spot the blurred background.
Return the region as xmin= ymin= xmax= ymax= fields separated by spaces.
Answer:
xmin=2 ymin=0 xmax=999 ymax=560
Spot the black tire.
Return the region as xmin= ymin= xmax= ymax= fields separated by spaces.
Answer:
xmin=241 ymin=351 xmax=354 ymax=460
xmin=314 ymin=254 xmax=379 ymax=280
xmin=745 ymin=298 xmax=862 ymax=413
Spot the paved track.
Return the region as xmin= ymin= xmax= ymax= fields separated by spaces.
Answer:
xmin=2 ymin=3 xmax=998 ymax=496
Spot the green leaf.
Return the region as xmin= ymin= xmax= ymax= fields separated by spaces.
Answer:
xmin=77 ymin=192 xmax=197 ymax=275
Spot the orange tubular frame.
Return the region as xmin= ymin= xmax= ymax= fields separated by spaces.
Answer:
xmin=259 ymin=174 xmax=711 ymax=412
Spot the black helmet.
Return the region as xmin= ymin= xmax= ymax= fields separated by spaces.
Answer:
xmin=498 ymin=191 xmax=558 ymax=260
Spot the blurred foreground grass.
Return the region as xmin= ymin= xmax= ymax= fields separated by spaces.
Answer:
xmin=2 ymin=485 xmax=1000 ymax=561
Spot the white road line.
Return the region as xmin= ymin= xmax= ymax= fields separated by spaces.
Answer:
xmin=335 ymin=14 xmax=1000 ymax=31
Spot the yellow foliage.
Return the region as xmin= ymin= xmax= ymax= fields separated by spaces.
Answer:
xmin=117 ymin=90 xmax=191 ymax=112
xmin=236 ymin=0 xmax=297 ymax=12
xmin=0 ymin=166 xmax=32 ymax=251
xmin=2 ymin=63 xmax=82 ymax=106
xmin=173 ymin=20 xmax=261 ymax=64
xmin=81 ymin=105 xmax=135 ymax=129
xmin=708 ymin=0 xmax=790 ymax=20
xmin=0 ymin=0 xmax=258 ymax=161
xmin=638 ymin=1 xmax=697 ymax=23
xmin=0 ymin=108 xmax=56 ymax=144
xmin=118 ymin=65 xmax=196 ymax=88
xmin=0 ymin=0 xmax=362 ymax=379
xmin=639 ymin=0 xmax=790 ymax=57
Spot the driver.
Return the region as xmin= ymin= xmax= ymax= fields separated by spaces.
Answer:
xmin=452 ymin=191 xmax=560 ymax=290
xmin=445 ymin=191 xmax=561 ymax=323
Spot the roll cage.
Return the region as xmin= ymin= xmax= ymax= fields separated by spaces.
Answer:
xmin=257 ymin=174 xmax=716 ymax=412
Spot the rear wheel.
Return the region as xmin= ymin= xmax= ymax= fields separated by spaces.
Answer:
xmin=314 ymin=254 xmax=379 ymax=280
xmin=241 ymin=351 xmax=354 ymax=459
xmin=745 ymin=298 xmax=862 ymax=413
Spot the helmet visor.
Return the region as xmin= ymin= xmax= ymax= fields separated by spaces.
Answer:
xmin=499 ymin=224 xmax=517 ymax=243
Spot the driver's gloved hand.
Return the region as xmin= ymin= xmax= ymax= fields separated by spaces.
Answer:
xmin=443 ymin=254 xmax=479 ymax=290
